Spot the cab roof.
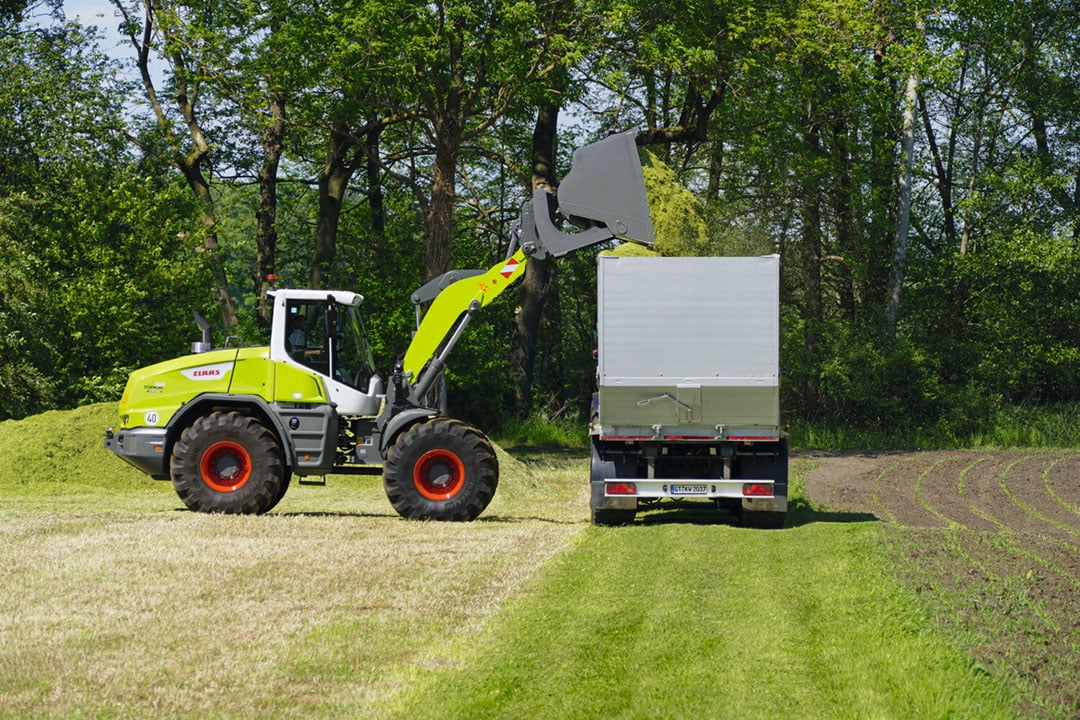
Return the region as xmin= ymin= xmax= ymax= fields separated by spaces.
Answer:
xmin=268 ymin=289 xmax=364 ymax=306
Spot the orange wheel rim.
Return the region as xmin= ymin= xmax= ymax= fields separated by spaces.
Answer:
xmin=413 ymin=449 xmax=465 ymax=501
xmin=200 ymin=441 xmax=252 ymax=493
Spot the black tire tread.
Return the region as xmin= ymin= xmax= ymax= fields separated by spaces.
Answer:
xmin=170 ymin=411 xmax=286 ymax=515
xmin=382 ymin=417 xmax=498 ymax=521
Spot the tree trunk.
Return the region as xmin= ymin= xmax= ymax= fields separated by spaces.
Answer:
xmin=868 ymin=33 xmax=899 ymax=319
xmin=365 ymin=127 xmax=385 ymax=245
xmin=706 ymin=134 xmax=724 ymax=202
xmin=312 ymin=119 xmax=356 ymax=289
xmin=883 ymin=70 xmax=920 ymax=347
xmin=255 ymin=89 xmax=285 ymax=325
xmin=919 ymin=93 xmax=956 ymax=249
xmin=509 ymin=102 xmax=560 ymax=416
xmin=800 ymin=100 xmax=824 ymax=417
xmin=128 ymin=0 xmax=237 ymax=332
xmin=827 ymin=104 xmax=857 ymax=319
xmin=424 ymin=134 xmax=460 ymax=281
xmin=178 ymin=155 xmax=237 ymax=333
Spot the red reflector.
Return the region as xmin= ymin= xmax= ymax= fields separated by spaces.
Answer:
xmin=608 ymin=482 xmax=637 ymax=496
xmin=742 ymin=483 xmax=773 ymax=497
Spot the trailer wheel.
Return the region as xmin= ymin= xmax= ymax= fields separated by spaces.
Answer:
xmin=383 ymin=418 xmax=498 ymax=521
xmin=170 ymin=412 xmax=287 ymax=514
xmin=589 ymin=438 xmax=637 ymax=525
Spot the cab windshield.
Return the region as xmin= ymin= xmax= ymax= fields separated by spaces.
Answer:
xmin=285 ymin=299 xmax=376 ymax=391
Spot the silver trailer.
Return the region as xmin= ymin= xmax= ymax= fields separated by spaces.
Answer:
xmin=589 ymin=254 xmax=788 ymax=527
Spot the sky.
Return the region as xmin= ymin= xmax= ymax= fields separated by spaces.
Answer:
xmin=64 ymin=0 xmax=126 ymax=53
xmin=61 ymin=0 xmax=170 ymax=89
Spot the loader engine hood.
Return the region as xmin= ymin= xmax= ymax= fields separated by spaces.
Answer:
xmin=117 ymin=349 xmax=239 ymax=429
xmin=117 ymin=347 xmax=254 ymax=428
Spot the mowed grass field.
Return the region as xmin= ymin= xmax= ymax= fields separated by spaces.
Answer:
xmin=1 ymin=404 xmax=1021 ymax=719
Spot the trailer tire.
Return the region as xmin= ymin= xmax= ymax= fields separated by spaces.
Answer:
xmin=383 ymin=418 xmax=498 ymax=521
xmin=170 ymin=412 xmax=287 ymax=515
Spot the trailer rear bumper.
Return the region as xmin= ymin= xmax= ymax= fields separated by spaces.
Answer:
xmin=105 ymin=427 xmax=169 ymax=480
xmin=596 ymin=477 xmax=786 ymax=508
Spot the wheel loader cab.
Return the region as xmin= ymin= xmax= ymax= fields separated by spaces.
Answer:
xmin=269 ymin=289 xmax=384 ymax=415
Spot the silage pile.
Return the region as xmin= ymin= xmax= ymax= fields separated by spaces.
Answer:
xmin=608 ymin=150 xmax=710 ymax=257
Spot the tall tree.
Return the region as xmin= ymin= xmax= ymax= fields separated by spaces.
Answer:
xmin=510 ymin=100 xmax=560 ymax=414
xmin=404 ymin=0 xmax=541 ymax=282
xmin=114 ymin=0 xmax=238 ymax=330
xmin=0 ymin=19 xmax=210 ymax=419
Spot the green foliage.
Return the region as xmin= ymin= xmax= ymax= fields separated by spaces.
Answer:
xmin=493 ymin=412 xmax=588 ymax=448
xmin=1 ymin=0 xmax=1078 ymax=446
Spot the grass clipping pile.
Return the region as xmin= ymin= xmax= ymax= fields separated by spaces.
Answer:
xmin=610 ymin=150 xmax=709 ymax=258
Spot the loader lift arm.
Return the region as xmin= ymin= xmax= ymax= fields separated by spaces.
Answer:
xmin=397 ymin=129 xmax=656 ymax=400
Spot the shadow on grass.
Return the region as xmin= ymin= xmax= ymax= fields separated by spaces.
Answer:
xmin=787 ymin=497 xmax=879 ymax=528
xmin=629 ymin=496 xmax=878 ymax=528
xmin=263 ymin=510 xmax=584 ymax=525
xmin=479 ymin=514 xmax=585 ymax=526
xmin=272 ymin=511 xmax=399 ymax=519
xmin=260 ymin=500 xmax=877 ymax=527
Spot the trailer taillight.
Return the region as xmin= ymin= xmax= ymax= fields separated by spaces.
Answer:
xmin=607 ymin=482 xmax=637 ymax=495
xmin=742 ymin=483 xmax=773 ymax=497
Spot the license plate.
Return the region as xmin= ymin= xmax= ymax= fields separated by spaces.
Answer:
xmin=669 ymin=483 xmax=707 ymax=496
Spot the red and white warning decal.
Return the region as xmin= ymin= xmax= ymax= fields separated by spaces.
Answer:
xmin=181 ymin=362 xmax=233 ymax=381
xmin=499 ymin=257 xmax=520 ymax=279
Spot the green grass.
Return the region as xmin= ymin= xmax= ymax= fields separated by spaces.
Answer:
xmin=383 ymin=519 xmax=1016 ymax=720
xmin=0 ymin=404 xmax=1025 ymax=718
xmin=790 ymin=403 xmax=1080 ymax=451
xmin=492 ymin=411 xmax=589 ymax=449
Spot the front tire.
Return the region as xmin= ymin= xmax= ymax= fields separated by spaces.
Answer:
xmin=382 ymin=418 xmax=498 ymax=521
xmin=170 ymin=412 xmax=287 ymax=514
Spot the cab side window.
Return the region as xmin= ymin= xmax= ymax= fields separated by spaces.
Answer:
xmin=285 ymin=301 xmax=328 ymax=374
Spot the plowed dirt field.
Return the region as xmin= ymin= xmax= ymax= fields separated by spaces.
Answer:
xmin=800 ymin=450 xmax=1080 ymax=719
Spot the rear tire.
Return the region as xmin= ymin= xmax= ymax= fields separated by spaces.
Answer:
xmin=383 ymin=418 xmax=498 ymax=521
xmin=589 ymin=438 xmax=637 ymax=525
xmin=170 ymin=412 xmax=287 ymax=514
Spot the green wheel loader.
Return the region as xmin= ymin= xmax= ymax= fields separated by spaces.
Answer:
xmin=105 ymin=130 xmax=656 ymax=521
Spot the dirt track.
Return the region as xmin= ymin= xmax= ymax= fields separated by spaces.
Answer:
xmin=799 ymin=450 xmax=1080 ymax=718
